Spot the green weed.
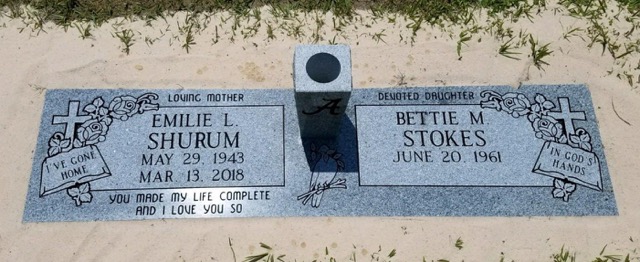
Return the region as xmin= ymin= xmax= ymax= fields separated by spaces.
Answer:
xmin=181 ymin=24 xmax=196 ymax=53
xmin=455 ymin=237 xmax=464 ymax=250
xmin=457 ymin=30 xmax=472 ymax=59
xmin=369 ymin=245 xmax=396 ymax=262
xmin=529 ymin=35 xmax=553 ymax=70
xmin=499 ymin=37 xmax=522 ymax=60
xmin=394 ymin=71 xmax=407 ymax=86
xmin=553 ymin=245 xmax=576 ymax=262
xmin=114 ymin=29 xmax=135 ymax=55
xmin=593 ymin=244 xmax=632 ymax=262
xmin=371 ymin=29 xmax=387 ymax=44
xmin=74 ymin=22 xmax=92 ymax=40
xmin=243 ymin=243 xmax=285 ymax=262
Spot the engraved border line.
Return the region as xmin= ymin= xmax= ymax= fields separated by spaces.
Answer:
xmin=354 ymin=103 xmax=550 ymax=189
xmin=96 ymin=104 xmax=287 ymax=191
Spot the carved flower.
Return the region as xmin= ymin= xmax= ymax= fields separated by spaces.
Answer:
xmin=109 ymin=96 xmax=139 ymax=120
xmin=569 ymin=128 xmax=592 ymax=151
xmin=76 ymin=118 xmax=109 ymax=145
xmin=67 ymin=183 xmax=92 ymax=206
xmin=500 ymin=93 xmax=531 ymax=118
xmin=84 ymin=97 xmax=111 ymax=124
xmin=552 ymin=179 xmax=576 ymax=202
xmin=528 ymin=94 xmax=555 ymax=122
xmin=532 ymin=115 xmax=564 ymax=141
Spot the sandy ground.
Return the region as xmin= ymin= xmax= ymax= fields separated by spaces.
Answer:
xmin=1 ymin=2 xmax=639 ymax=261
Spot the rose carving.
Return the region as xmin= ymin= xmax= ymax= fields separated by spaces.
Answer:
xmin=500 ymin=93 xmax=531 ymax=118
xmin=76 ymin=119 xmax=109 ymax=145
xmin=109 ymin=96 xmax=139 ymax=120
xmin=532 ymin=115 xmax=564 ymax=141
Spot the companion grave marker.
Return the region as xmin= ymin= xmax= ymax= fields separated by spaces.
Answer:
xmin=23 ymin=45 xmax=616 ymax=221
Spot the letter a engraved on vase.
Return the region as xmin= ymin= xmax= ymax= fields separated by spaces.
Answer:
xmin=302 ymin=98 xmax=343 ymax=115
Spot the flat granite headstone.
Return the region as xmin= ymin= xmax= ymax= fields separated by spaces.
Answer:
xmin=24 ymin=84 xmax=617 ymax=222
xmin=22 ymin=43 xmax=617 ymax=222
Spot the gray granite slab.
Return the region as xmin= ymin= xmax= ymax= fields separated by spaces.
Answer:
xmin=24 ymin=85 xmax=617 ymax=222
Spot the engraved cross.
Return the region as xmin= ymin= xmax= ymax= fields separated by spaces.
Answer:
xmin=548 ymin=98 xmax=586 ymax=138
xmin=52 ymin=101 xmax=91 ymax=141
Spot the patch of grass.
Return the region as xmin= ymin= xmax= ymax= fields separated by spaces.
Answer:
xmin=369 ymin=245 xmax=396 ymax=262
xmin=1 ymin=0 xmax=639 ymax=87
xmin=181 ymin=24 xmax=196 ymax=53
xmin=23 ymin=5 xmax=47 ymax=34
xmin=233 ymin=242 xmax=639 ymax=261
xmin=457 ymin=30 xmax=473 ymax=60
xmin=529 ymin=35 xmax=553 ymax=70
xmin=114 ymin=29 xmax=135 ymax=55
xmin=562 ymin=26 xmax=585 ymax=42
xmin=371 ymin=29 xmax=387 ymax=44
xmin=310 ymin=11 xmax=325 ymax=43
xmin=243 ymin=243 xmax=285 ymax=262
xmin=74 ymin=22 xmax=92 ymax=40
xmin=394 ymin=71 xmax=407 ymax=86
xmin=486 ymin=19 xmax=515 ymax=41
xmin=593 ymin=245 xmax=632 ymax=262
xmin=455 ymin=237 xmax=464 ymax=250
xmin=552 ymin=245 xmax=576 ymax=262
xmin=499 ymin=37 xmax=522 ymax=60
xmin=0 ymin=0 xmax=546 ymax=29
xmin=4 ymin=2 xmax=24 ymax=19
